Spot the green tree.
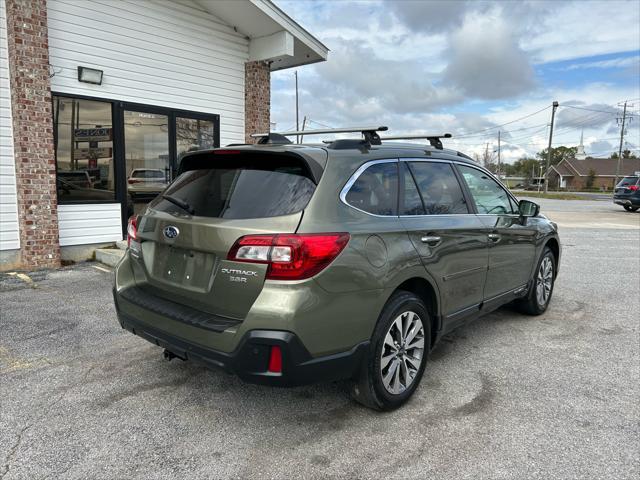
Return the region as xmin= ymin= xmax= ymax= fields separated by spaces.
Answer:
xmin=536 ymin=146 xmax=578 ymax=166
xmin=586 ymin=168 xmax=596 ymax=189
xmin=501 ymin=157 xmax=542 ymax=178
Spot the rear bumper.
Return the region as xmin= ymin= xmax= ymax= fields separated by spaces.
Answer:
xmin=614 ymin=199 xmax=639 ymax=207
xmin=114 ymin=298 xmax=369 ymax=387
xmin=614 ymin=195 xmax=640 ymax=207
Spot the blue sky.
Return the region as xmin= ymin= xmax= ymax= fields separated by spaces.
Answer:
xmin=272 ymin=0 xmax=640 ymax=162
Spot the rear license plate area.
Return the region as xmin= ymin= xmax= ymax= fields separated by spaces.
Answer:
xmin=152 ymin=244 xmax=217 ymax=291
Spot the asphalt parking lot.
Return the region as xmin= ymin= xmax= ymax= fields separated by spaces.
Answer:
xmin=1 ymin=199 xmax=638 ymax=479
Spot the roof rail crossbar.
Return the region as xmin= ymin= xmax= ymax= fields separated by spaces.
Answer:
xmin=251 ymin=126 xmax=389 ymax=145
xmin=382 ymin=133 xmax=452 ymax=150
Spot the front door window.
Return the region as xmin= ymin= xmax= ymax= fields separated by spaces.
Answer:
xmin=124 ymin=110 xmax=170 ymax=215
xmin=457 ymin=165 xmax=517 ymax=214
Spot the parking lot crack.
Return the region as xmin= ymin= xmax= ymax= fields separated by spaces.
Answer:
xmin=0 ymin=365 xmax=95 ymax=479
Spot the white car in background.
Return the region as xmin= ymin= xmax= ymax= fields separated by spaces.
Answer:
xmin=127 ymin=168 xmax=168 ymax=199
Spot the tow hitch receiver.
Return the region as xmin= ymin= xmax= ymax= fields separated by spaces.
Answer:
xmin=163 ymin=349 xmax=187 ymax=362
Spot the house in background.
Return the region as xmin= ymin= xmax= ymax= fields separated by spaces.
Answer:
xmin=0 ymin=0 xmax=328 ymax=271
xmin=548 ymin=157 xmax=640 ymax=191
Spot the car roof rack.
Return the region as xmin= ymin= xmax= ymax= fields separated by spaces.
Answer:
xmin=382 ymin=133 xmax=452 ymax=150
xmin=251 ymin=126 xmax=389 ymax=146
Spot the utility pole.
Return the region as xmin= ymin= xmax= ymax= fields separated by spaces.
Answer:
xmin=497 ymin=130 xmax=501 ymax=178
xmin=484 ymin=142 xmax=489 ymax=168
xmin=614 ymin=101 xmax=629 ymax=186
xmin=300 ymin=116 xmax=307 ymax=143
xmin=544 ymin=101 xmax=559 ymax=193
xmin=294 ymin=70 xmax=299 ymax=144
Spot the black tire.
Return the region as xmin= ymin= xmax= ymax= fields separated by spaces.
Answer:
xmin=623 ymin=205 xmax=639 ymax=212
xmin=350 ymin=291 xmax=431 ymax=411
xmin=515 ymin=247 xmax=556 ymax=315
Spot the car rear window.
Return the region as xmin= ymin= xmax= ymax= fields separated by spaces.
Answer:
xmin=150 ymin=155 xmax=316 ymax=219
xmin=133 ymin=170 xmax=165 ymax=179
xmin=617 ymin=176 xmax=639 ymax=187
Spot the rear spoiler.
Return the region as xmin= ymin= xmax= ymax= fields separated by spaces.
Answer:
xmin=177 ymin=149 xmax=326 ymax=184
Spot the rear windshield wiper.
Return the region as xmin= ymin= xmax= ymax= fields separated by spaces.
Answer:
xmin=162 ymin=194 xmax=195 ymax=215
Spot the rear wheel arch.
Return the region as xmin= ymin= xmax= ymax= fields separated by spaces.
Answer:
xmin=390 ymin=277 xmax=439 ymax=347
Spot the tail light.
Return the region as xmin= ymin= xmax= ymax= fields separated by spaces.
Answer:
xmin=128 ymin=178 xmax=142 ymax=184
xmin=213 ymin=150 xmax=241 ymax=155
xmin=628 ymin=185 xmax=639 ymax=191
xmin=127 ymin=215 xmax=138 ymax=246
xmin=227 ymin=233 xmax=350 ymax=280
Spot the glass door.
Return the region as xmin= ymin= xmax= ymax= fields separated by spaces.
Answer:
xmin=123 ymin=110 xmax=170 ymax=215
xmin=175 ymin=116 xmax=216 ymax=164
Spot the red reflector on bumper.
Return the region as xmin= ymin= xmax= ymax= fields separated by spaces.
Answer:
xmin=268 ymin=345 xmax=282 ymax=373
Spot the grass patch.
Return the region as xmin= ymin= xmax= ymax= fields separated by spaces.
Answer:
xmin=512 ymin=191 xmax=593 ymax=200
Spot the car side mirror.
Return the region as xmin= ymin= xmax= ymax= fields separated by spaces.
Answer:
xmin=518 ymin=199 xmax=539 ymax=218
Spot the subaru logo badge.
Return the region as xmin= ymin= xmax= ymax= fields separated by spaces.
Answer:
xmin=163 ymin=225 xmax=179 ymax=240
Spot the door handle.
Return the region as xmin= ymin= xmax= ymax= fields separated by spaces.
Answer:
xmin=421 ymin=235 xmax=442 ymax=246
xmin=488 ymin=233 xmax=501 ymax=242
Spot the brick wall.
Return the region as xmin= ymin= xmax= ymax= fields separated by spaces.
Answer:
xmin=548 ymin=172 xmax=617 ymax=191
xmin=5 ymin=0 xmax=60 ymax=269
xmin=244 ymin=60 xmax=270 ymax=144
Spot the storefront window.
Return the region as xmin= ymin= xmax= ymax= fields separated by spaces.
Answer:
xmin=52 ymin=95 xmax=219 ymax=211
xmin=176 ymin=117 xmax=216 ymax=161
xmin=53 ymin=96 xmax=115 ymax=201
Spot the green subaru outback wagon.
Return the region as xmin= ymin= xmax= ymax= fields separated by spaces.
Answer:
xmin=113 ymin=127 xmax=560 ymax=410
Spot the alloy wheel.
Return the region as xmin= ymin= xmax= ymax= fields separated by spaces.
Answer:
xmin=380 ymin=311 xmax=425 ymax=395
xmin=535 ymin=256 xmax=554 ymax=307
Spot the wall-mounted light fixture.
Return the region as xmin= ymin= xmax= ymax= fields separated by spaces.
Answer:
xmin=77 ymin=66 xmax=103 ymax=85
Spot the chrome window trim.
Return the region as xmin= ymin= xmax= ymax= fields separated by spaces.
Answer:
xmin=339 ymin=156 xmax=519 ymax=218
xmin=398 ymin=213 xmax=478 ymax=218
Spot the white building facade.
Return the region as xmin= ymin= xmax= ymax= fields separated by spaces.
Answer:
xmin=0 ymin=0 xmax=327 ymax=270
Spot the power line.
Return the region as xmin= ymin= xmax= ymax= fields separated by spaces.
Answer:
xmin=455 ymin=105 xmax=551 ymax=138
xmin=559 ymin=104 xmax=623 ymax=114
xmin=307 ymin=118 xmax=334 ymax=129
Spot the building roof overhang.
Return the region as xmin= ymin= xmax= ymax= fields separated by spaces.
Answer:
xmin=195 ymin=0 xmax=328 ymax=70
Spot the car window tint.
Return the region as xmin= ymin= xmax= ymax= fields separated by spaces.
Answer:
xmin=133 ymin=170 xmax=164 ymax=179
xmin=402 ymin=163 xmax=425 ymax=215
xmin=509 ymin=196 xmax=519 ymax=212
xmin=617 ymin=176 xmax=639 ymax=187
xmin=345 ymin=162 xmax=398 ymax=215
xmin=150 ymin=157 xmax=316 ymax=219
xmin=407 ymin=162 xmax=468 ymax=215
xmin=457 ymin=165 xmax=516 ymax=214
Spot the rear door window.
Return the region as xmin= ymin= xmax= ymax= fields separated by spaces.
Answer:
xmin=149 ymin=155 xmax=316 ymax=219
xmin=402 ymin=163 xmax=425 ymax=215
xmin=406 ymin=162 xmax=469 ymax=215
xmin=344 ymin=162 xmax=398 ymax=215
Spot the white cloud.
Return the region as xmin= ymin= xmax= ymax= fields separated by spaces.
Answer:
xmin=565 ymin=56 xmax=640 ymax=70
xmin=387 ymin=0 xmax=468 ymax=33
xmin=270 ymin=0 xmax=640 ymax=163
xmin=522 ymin=1 xmax=640 ymax=63
xmin=443 ymin=11 xmax=536 ymax=99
